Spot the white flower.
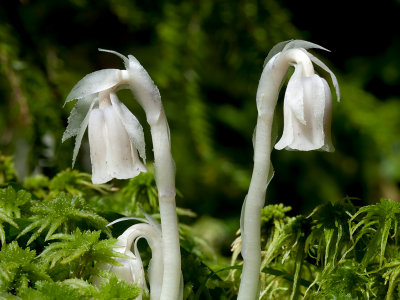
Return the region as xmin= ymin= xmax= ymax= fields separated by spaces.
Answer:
xmin=87 ymin=92 xmax=146 ymax=184
xmin=263 ymin=40 xmax=340 ymax=152
xmin=103 ymin=212 xmax=164 ymax=300
xmin=274 ymin=65 xmax=334 ymax=151
xmin=62 ymin=50 xmax=157 ymax=184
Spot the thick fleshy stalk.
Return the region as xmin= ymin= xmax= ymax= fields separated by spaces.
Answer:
xmin=120 ymin=68 xmax=181 ymax=300
xmin=149 ymin=111 xmax=180 ymax=300
xmin=237 ymin=49 xmax=314 ymax=300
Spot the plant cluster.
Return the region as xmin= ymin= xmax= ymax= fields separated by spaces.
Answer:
xmin=0 ymin=165 xmax=142 ymax=299
xmin=0 ymin=158 xmax=230 ymax=299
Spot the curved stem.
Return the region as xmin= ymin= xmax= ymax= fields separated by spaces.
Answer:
xmin=121 ymin=223 xmax=164 ymax=300
xmin=121 ymin=67 xmax=182 ymax=300
xmin=237 ymin=49 xmax=314 ymax=300
xmin=122 ymin=68 xmax=181 ymax=299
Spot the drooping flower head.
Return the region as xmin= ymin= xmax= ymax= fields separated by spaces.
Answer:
xmin=262 ymin=40 xmax=340 ymax=152
xmin=62 ymin=50 xmax=162 ymax=184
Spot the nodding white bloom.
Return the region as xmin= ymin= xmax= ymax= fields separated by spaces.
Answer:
xmin=87 ymin=91 xmax=146 ymax=184
xmin=264 ymin=40 xmax=340 ymax=152
xmin=104 ymin=213 xmax=164 ymax=300
xmin=62 ymin=49 xmax=161 ymax=184
xmin=238 ymin=40 xmax=341 ymax=300
xmin=64 ymin=49 xmax=182 ymax=299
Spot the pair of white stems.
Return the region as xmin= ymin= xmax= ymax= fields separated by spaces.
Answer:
xmin=68 ymin=42 xmax=336 ymax=299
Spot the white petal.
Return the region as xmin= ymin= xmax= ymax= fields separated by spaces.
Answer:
xmin=111 ymin=251 xmax=137 ymax=284
xmin=88 ymin=108 xmax=112 ymax=184
xmin=276 ymin=74 xmax=329 ymax=151
xmin=299 ymin=75 xmax=326 ymax=150
xmin=98 ymin=48 xmax=129 ymax=69
xmin=65 ymin=69 xmax=122 ymax=104
xmin=103 ymin=106 xmax=144 ymax=180
xmin=321 ymin=78 xmax=335 ymax=152
xmin=302 ymin=49 xmax=340 ymax=101
xmin=110 ymin=93 xmax=146 ymax=163
xmin=62 ymin=95 xmax=95 ymax=142
xmin=131 ymin=145 xmax=147 ymax=175
xmin=274 ymin=94 xmax=294 ymax=150
xmin=285 ymin=65 xmax=305 ymax=124
xmin=71 ymin=99 xmax=96 ymax=168
xmin=107 ymin=216 xmax=147 ymax=227
xmin=282 ymin=40 xmax=330 ymax=53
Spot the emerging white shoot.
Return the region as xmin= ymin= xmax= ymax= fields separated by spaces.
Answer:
xmin=238 ymin=40 xmax=340 ymax=300
xmin=103 ymin=213 xmax=164 ymax=300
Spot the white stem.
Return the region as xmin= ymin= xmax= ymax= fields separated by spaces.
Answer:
xmin=237 ymin=49 xmax=314 ymax=300
xmin=150 ymin=112 xmax=181 ymax=300
xmin=122 ymin=68 xmax=181 ymax=299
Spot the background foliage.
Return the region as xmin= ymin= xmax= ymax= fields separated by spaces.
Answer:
xmin=0 ymin=0 xmax=399 ymax=288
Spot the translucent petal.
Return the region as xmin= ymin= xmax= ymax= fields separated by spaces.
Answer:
xmin=65 ymin=69 xmax=122 ymax=104
xmin=71 ymin=100 xmax=96 ymax=168
xmin=110 ymin=93 xmax=146 ymax=163
xmin=283 ymin=40 xmax=330 ymax=53
xmin=276 ymin=74 xmax=329 ymax=151
xmin=107 ymin=208 xmax=160 ymax=230
xmin=88 ymin=108 xmax=112 ymax=184
xmin=98 ymin=49 xmax=129 ymax=69
xmin=139 ymin=206 xmax=162 ymax=232
xmin=302 ymin=49 xmax=340 ymax=101
xmin=264 ymin=40 xmax=329 ymax=68
xmin=274 ymin=98 xmax=294 ymax=150
xmin=321 ymin=78 xmax=335 ymax=152
xmin=62 ymin=95 xmax=96 ymax=142
xmin=130 ymin=148 xmax=147 ymax=176
xmin=103 ymin=106 xmax=144 ymax=180
xmin=264 ymin=40 xmax=292 ymax=67
xmin=296 ymin=75 xmax=326 ymax=150
xmin=273 ymin=64 xmax=305 ymax=149
xmin=107 ymin=217 xmax=147 ymax=227
xmin=110 ymin=251 xmax=137 ymax=284
xmin=285 ymin=65 xmax=305 ymax=124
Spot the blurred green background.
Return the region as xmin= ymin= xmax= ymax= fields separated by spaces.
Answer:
xmin=0 ymin=0 xmax=399 ymax=226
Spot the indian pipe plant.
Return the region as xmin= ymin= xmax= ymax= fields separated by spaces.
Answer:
xmin=1 ymin=40 xmax=400 ymax=300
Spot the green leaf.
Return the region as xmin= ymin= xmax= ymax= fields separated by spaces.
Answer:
xmin=0 ymin=241 xmax=50 ymax=293
xmin=39 ymin=229 xmax=121 ymax=279
xmin=17 ymin=192 xmax=111 ymax=245
xmin=0 ymin=186 xmax=31 ymax=245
